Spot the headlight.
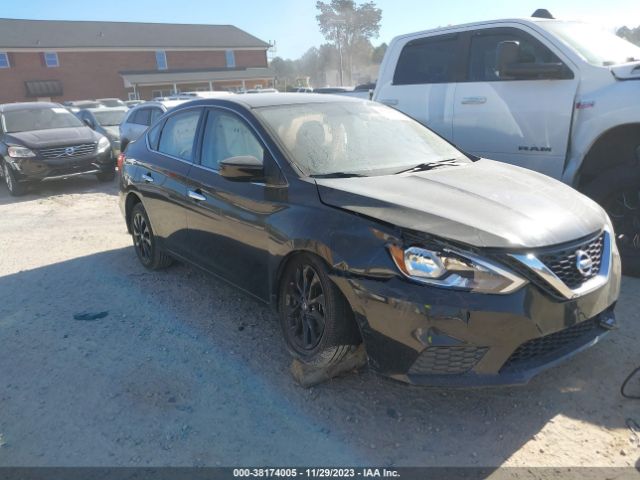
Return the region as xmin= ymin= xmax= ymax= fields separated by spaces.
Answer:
xmin=97 ymin=136 xmax=111 ymax=153
xmin=388 ymin=244 xmax=527 ymax=294
xmin=8 ymin=146 xmax=36 ymax=158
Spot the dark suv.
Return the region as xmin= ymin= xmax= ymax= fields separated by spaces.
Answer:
xmin=1 ymin=102 xmax=114 ymax=196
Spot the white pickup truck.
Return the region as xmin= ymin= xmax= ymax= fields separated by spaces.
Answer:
xmin=373 ymin=12 xmax=640 ymax=272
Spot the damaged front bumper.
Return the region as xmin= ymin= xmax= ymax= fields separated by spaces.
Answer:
xmin=331 ymin=254 xmax=620 ymax=386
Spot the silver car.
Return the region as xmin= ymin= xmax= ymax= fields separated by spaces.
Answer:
xmin=119 ymin=100 xmax=187 ymax=151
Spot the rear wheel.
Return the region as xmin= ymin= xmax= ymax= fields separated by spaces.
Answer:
xmin=2 ymin=160 xmax=26 ymax=196
xmin=129 ymin=203 xmax=172 ymax=270
xmin=278 ymin=254 xmax=360 ymax=368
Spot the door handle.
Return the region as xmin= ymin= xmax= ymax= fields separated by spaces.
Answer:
xmin=141 ymin=173 xmax=154 ymax=183
xmin=188 ymin=190 xmax=207 ymax=202
xmin=461 ymin=96 xmax=487 ymax=105
xmin=380 ymin=98 xmax=399 ymax=106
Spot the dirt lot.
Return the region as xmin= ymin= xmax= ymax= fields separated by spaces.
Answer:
xmin=0 ymin=177 xmax=639 ymax=468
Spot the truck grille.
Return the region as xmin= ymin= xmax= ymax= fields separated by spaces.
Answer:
xmin=39 ymin=143 xmax=96 ymax=159
xmin=409 ymin=346 xmax=488 ymax=375
xmin=501 ymin=319 xmax=600 ymax=372
xmin=539 ymin=233 xmax=605 ymax=289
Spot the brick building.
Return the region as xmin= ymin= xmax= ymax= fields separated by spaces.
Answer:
xmin=0 ymin=18 xmax=275 ymax=103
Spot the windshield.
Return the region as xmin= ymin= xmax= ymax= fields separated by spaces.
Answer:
xmin=92 ymin=110 xmax=127 ymax=126
xmin=3 ymin=107 xmax=84 ymax=133
xmin=540 ymin=21 xmax=640 ymax=66
xmin=255 ymin=101 xmax=467 ymax=177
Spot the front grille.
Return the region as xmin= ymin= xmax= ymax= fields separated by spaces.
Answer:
xmin=409 ymin=346 xmax=488 ymax=375
xmin=39 ymin=143 xmax=96 ymax=159
xmin=501 ymin=319 xmax=600 ymax=372
xmin=539 ymin=233 xmax=604 ymax=289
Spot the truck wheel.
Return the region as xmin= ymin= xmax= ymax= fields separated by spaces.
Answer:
xmin=582 ymin=165 xmax=640 ymax=276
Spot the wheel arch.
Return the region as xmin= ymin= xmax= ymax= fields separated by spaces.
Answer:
xmin=124 ymin=191 xmax=143 ymax=233
xmin=576 ymin=123 xmax=640 ymax=190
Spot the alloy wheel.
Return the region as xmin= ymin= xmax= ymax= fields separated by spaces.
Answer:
xmin=285 ymin=264 xmax=327 ymax=351
xmin=132 ymin=212 xmax=152 ymax=263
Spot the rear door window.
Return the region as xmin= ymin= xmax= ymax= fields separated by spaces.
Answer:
xmin=393 ymin=35 xmax=459 ymax=85
xmin=150 ymin=108 xmax=163 ymax=123
xmin=157 ymin=109 xmax=202 ymax=161
xmin=131 ymin=108 xmax=151 ymax=126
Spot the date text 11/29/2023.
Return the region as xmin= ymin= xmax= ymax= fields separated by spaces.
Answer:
xmin=232 ymin=468 xmax=400 ymax=478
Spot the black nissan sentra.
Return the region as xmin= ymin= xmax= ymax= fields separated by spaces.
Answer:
xmin=0 ymin=102 xmax=115 ymax=196
xmin=119 ymin=94 xmax=621 ymax=386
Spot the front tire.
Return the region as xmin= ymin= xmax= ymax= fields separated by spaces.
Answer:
xmin=582 ymin=165 xmax=640 ymax=276
xmin=129 ymin=203 xmax=172 ymax=270
xmin=278 ymin=254 xmax=361 ymax=368
xmin=2 ymin=160 xmax=27 ymax=196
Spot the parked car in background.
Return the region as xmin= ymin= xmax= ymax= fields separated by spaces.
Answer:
xmin=118 ymin=94 xmax=620 ymax=386
xmin=125 ymin=100 xmax=144 ymax=109
xmin=119 ymin=99 xmax=187 ymax=151
xmin=63 ymin=100 xmax=103 ymax=112
xmin=373 ymin=12 xmax=640 ymax=272
xmin=76 ymin=106 xmax=128 ymax=155
xmin=239 ymin=88 xmax=279 ymax=94
xmin=97 ymin=98 xmax=126 ymax=108
xmin=1 ymin=102 xmax=114 ymax=195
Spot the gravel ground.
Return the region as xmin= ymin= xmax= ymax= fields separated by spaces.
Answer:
xmin=0 ymin=177 xmax=639 ymax=468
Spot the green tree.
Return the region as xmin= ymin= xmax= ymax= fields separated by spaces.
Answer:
xmin=316 ymin=0 xmax=382 ymax=85
xmin=371 ymin=42 xmax=387 ymax=64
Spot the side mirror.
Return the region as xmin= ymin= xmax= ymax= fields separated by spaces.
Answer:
xmin=219 ymin=155 xmax=264 ymax=182
xmin=82 ymin=117 xmax=95 ymax=129
xmin=496 ymin=40 xmax=568 ymax=79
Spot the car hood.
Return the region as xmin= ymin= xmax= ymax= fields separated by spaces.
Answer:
xmin=5 ymin=127 xmax=98 ymax=149
xmin=315 ymin=159 xmax=607 ymax=249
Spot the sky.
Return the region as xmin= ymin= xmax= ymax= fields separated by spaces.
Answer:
xmin=1 ymin=0 xmax=640 ymax=59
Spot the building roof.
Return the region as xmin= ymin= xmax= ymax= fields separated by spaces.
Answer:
xmin=0 ymin=18 xmax=270 ymax=50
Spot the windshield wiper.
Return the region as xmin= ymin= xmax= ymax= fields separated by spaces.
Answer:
xmin=393 ymin=158 xmax=462 ymax=175
xmin=311 ymin=172 xmax=366 ymax=178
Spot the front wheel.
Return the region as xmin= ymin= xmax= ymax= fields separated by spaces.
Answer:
xmin=278 ymin=254 xmax=361 ymax=368
xmin=582 ymin=165 xmax=640 ymax=276
xmin=2 ymin=161 xmax=27 ymax=196
xmin=129 ymin=203 xmax=172 ymax=270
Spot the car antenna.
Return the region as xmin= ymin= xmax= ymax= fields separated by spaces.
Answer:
xmin=532 ymin=9 xmax=554 ymax=19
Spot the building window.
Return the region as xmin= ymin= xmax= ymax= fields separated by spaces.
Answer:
xmin=156 ymin=50 xmax=168 ymax=70
xmin=0 ymin=52 xmax=10 ymax=68
xmin=225 ymin=49 xmax=235 ymax=68
xmin=43 ymin=52 xmax=59 ymax=68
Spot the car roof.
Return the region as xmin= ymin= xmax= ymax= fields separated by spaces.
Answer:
xmin=130 ymin=100 xmax=188 ymax=110
xmin=0 ymin=101 xmax=62 ymax=112
xmin=179 ymin=92 xmax=365 ymax=110
xmin=83 ymin=106 xmax=128 ymax=112
xmin=390 ymin=17 xmax=559 ymax=43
